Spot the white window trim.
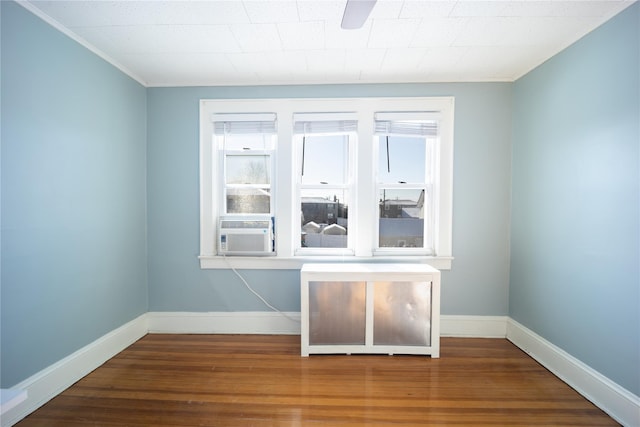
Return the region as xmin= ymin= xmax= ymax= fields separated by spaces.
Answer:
xmin=199 ymin=97 xmax=454 ymax=270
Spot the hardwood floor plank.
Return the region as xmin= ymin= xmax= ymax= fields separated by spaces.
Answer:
xmin=16 ymin=335 xmax=619 ymax=426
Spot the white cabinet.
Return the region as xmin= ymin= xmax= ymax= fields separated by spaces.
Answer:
xmin=300 ymin=263 xmax=441 ymax=357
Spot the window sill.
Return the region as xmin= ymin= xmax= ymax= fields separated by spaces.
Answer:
xmin=198 ymin=255 xmax=453 ymax=271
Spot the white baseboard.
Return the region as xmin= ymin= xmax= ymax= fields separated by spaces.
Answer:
xmin=440 ymin=315 xmax=508 ymax=338
xmin=506 ymin=318 xmax=640 ymax=427
xmin=147 ymin=311 xmax=302 ymax=334
xmin=146 ymin=312 xmax=508 ymax=338
xmin=1 ymin=314 xmax=148 ymax=427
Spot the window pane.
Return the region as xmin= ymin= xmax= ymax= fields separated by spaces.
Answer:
xmin=309 ymin=281 xmax=366 ymax=345
xmin=221 ymin=134 xmax=275 ymax=151
xmin=227 ymin=188 xmax=271 ymax=214
xmin=300 ymin=135 xmax=348 ymax=185
xmin=301 ymin=189 xmax=348 ymax=248
xmin=378 ymin=136 xmax=426 ymax=183
xmin=373 ymin=281 xmax=431 ymax=346
xmin=378 ymin=189 xmax=424 ymax=248
xmin=226 ymin=155 xmax=270 ymax=185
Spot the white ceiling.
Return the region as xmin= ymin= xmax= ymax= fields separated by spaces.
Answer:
xmin=23 ymin=0 xmax=636 ymax=87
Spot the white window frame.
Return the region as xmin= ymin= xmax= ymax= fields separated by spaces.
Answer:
xmin=199 ymin=97 xmax=454 ymax=270
xmin=220 ymin=150 xmax=275 ymax=215
xmin=374 ymin=112 xmax=440 ymax=256
xmin=293 ymin=112 xmax=358 ymax=256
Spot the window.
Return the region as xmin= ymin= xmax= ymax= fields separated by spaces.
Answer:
xmin=374 ymin=112 xmax=439 ymax=255
xmin=212 ymin=113 xmax=277 ymax=254
xmin=199 ymin=98 xmax=454 ymax=270
xmin=294 ymin=113 xmax=357 ymax=253
xmin=213 ymin=113 xmax=276 ymax=216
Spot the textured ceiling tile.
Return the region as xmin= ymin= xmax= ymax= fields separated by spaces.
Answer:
xmin=297 ymin=0 xmax=344 ymax=22
xmin=380 ymin=48 xmax=430 ymax=71
xmin=368 ymin=0 xmax=404 ymax=20
xmin=420 ymin=47 xmax=470 ymax=82
xmin=410 ymin=17 xmax=469 ymax=47
xmin=82 ymin=25 xmax=242 ymax=54
xmin=303 ymin=50 xmax=364 ymax=83
xmin=263 ymin=51 xmax=309 ymax=73
xmin=33 ymin=0 xmax=250 ymax=26
xmin=161 ymin=1 xmax=251 ymax=25
xmin=243 ymin=0 xmax=300 ymax=23
xmin=399 ymin=1 xmax=457 ymax=19
xmin=358 ymin=68 xmax=425 ymax=83
xmin=226 ymin=52 xmax=270 ymax=73
xmin=500 ymin=1 xmax=558 ymax=18
xmin=131 ymin=1 xmax=249 ymax=25
xmin=230 ymin=23 xmax=283 ymax=52
xmin=228 ymin=50 xmax=314 ymax=84
xmin=418 ymin=46 xmax=469 ymax=72
xmin=452 ymin=17 xmax=532 ymax=47
xmin=32 ymin=1 xmax=150 ymax=26
xmin=170 ymin=26 xmax=244 ymax=53
xmin=368 ymin=19 xmax=421 ymax=48
xmin=450 ymin=1 xmax=510 ymax=17
xmin=278 ymin=21 xmax=325 ymax=50
xmin=344 ymin=48 xmax=386 ymax=71
xmin=325 ymin=21 xmax=373 ymax=49
xmin=305 ymin=50 xmax=346 ymax=72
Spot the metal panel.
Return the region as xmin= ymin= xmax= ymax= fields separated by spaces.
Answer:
xmin=373 ymin=281 xmax=431 ymax=346
xmin=309 ymin=281 xmax=366 ymax=345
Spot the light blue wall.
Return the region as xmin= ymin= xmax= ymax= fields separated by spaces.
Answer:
xmin=510 ymin=3 xmax=639 ymax=395
xmin=147 ymin=84 xmax=512 ymax=316
xmin=1 ymin=1 xmax=148 ymax=387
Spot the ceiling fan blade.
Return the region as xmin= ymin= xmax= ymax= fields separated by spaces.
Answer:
xmin=341 ymin=0 xmax=377 ymax=30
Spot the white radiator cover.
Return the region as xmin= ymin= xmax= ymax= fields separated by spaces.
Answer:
xmin=300 ymin=263 xmax=441 ymax=357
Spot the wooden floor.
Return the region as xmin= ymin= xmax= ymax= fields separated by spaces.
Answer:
xmin=17 ymin=335 xmax=618 ymax=426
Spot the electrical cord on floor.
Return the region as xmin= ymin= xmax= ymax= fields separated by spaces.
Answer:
xmin=222 ymin=255 xmax=300 ymax=324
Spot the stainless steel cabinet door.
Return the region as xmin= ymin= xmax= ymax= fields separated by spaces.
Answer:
xmin=373 ymin=281 xmax=431 ymax=346
xmin=309 ymin=281 xmax=366 ymax=345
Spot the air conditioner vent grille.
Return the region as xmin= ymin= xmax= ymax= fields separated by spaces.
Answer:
xmin=218 ymin=217 xmax=274 ymax=256
xmin=220 ymin=220 xmax=271 ymax=229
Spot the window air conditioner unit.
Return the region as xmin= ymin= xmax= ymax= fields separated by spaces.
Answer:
xmin=218 ymin=218 xmax=274 ymax=256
